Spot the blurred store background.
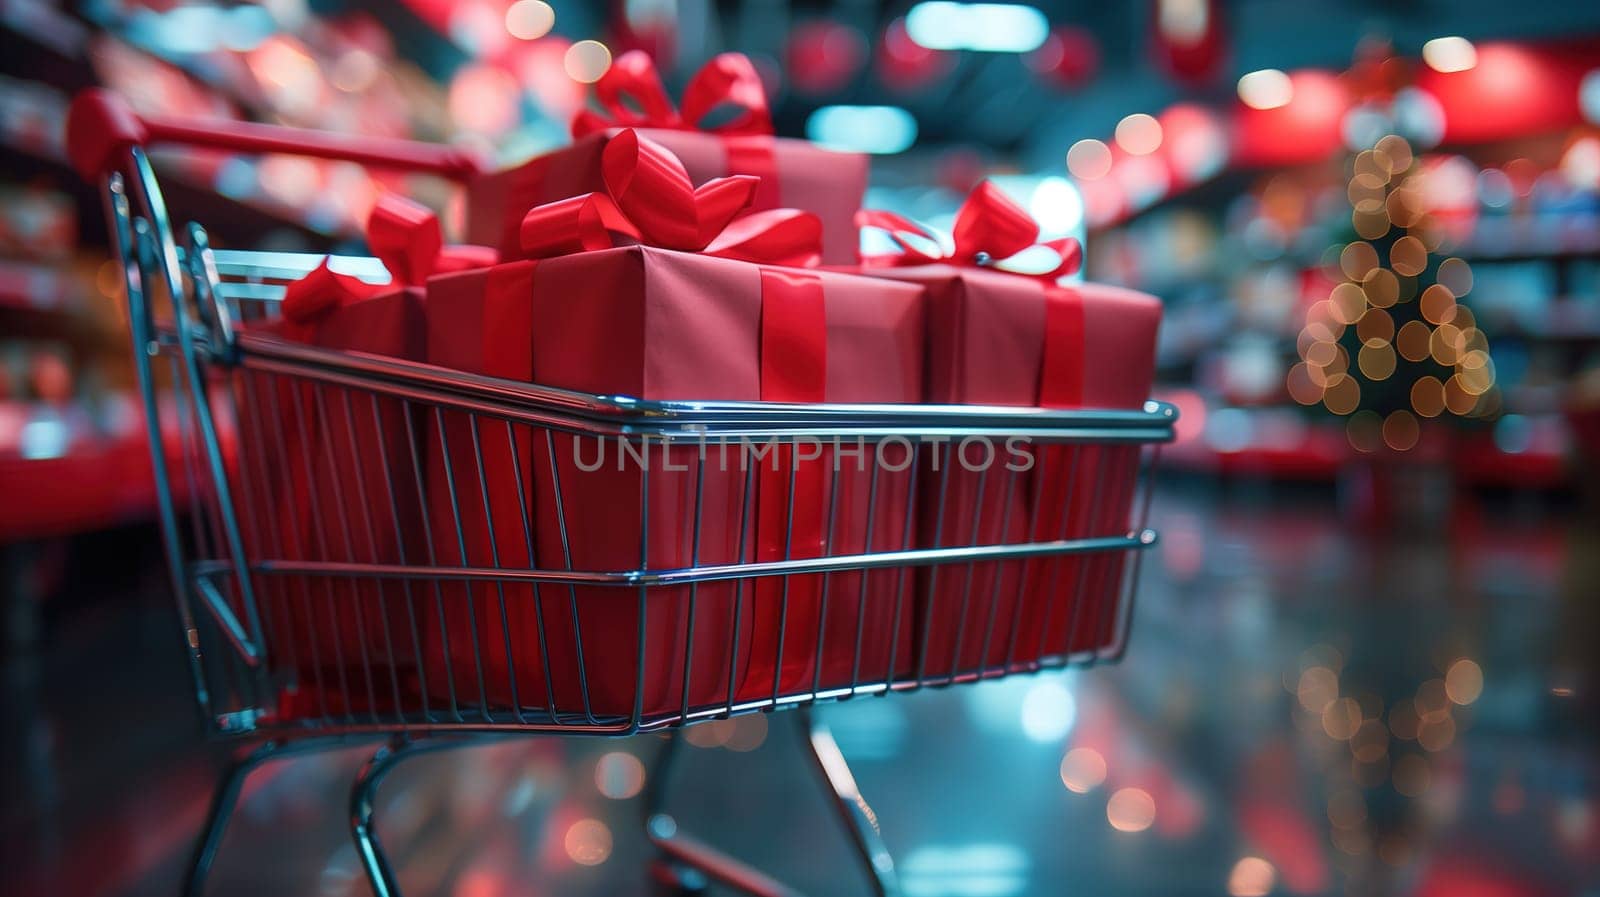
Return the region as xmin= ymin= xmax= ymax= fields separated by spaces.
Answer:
xmin=2 ymin=1 xmax=1598 ymax=896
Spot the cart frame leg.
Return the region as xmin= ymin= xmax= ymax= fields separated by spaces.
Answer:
xmin=349 ymin=735 xmax=425 ymax=897
xmin=185 ymin=737 xmax=354 ymax=897
xmin=643 ymin=708 xmax=900 ymax=897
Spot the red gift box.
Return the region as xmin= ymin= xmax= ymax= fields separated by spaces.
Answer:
xmin=240 ymin=196 xmax=495 ymax=716
xmin=464 ymin=52 xmax=866 ymax=267
xmin=854 ymin=183 xmax=1161 ymax=679
xmin=424 ymin=130 xmax=924 ymax=720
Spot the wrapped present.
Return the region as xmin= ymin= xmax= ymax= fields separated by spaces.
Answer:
xmin=853 ymin=182 xmax=1161 ymax=678
xmin=241 ymin=196 xmax=496 ymax=716
xmin=425 ymin=129 xmax=924 ymax=720
xmin=464 ymin=52 xmax=866 ymax=266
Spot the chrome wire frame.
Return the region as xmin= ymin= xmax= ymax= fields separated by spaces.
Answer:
xmin=98 ymin=146 xmax=1173 ymax=897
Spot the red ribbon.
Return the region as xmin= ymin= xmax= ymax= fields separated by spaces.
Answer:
xmin=282 ymin=194 xmax=498 ymax=325
xmin=858 ymin=180 xmax=1087 ymax=408
xmin=518 ymin=128 xmax=821 ymax=267
xmin=751 ymin=267 xmax=828 ymax=695
xmin=570 ymin=51 xmax=773 ymax=138
xmin=856 ymin=180 xmax=1083 ymax=281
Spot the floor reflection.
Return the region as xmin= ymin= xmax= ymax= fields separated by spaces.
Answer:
xmin=3 ymin=481 xmax=1596 ymax=896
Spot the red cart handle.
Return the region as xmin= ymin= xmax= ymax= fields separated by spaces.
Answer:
xmin=66 ymin=88 xmax=486 ymax=183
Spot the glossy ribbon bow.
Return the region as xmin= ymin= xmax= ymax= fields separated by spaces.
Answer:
xmin=570 ymin=51 xmax=772 ymax=138
xmin=856 ymin=181 xmax=1083 ymax=280
xmin=283 ymin=195 xmax=499 ymax=322
xmin=518 ymin=128 xmax=821 ymax=267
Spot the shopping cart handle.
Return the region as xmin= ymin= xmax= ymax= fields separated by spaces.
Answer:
xmin=66 ymin=88 xmax=486 ymax=183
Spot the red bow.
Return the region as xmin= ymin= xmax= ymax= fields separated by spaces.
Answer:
xmin=519 ymin=128 xmax=821 ymax=268
xmin=283 ymin=195 xmax=499 ymax=322
xmin=570 ymin=51 xmax=772 ymax=139
xmin=856 ymin=181 xmax=1083 ymax=280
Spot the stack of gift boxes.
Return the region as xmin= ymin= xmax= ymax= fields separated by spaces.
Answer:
xmin=245 ymin=53 xmax=1161 ymax=721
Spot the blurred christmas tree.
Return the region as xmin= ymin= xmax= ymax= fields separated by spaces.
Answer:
xmin=1288 ymin=134 xmax=1501 ymax=452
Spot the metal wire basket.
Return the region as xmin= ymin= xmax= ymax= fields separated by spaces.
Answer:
xmin=72 ymin=90 xmax=1174 ymax=897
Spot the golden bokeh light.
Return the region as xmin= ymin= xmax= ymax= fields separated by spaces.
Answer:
xmin=1358 ymin=340 xmax=1396 ymax=380
xmin=1287 ymin=363 xmax=1325 ymax=405
xmin=1376 ymin=134 xmax=1414 ymax=172
xmin=1356 ymin=308 xmax=1395 ymax=344
xmin=1445 ymin=659 xmax=1484 ymax=705
xmin=1305 ymin=318 xmax=1344 ymax=343
xmin=1061 ymin=747 xmax=1109 ymax=793
xmin=1306 ymin=340 xmax=1340 ymax=368
xmin=1420 ymin=284 xmax=1457 ymax=324
xmin=1341 ymin=241 xmax=1380 ymax=280
xmin=1445 ymin=375 xmax=1477 ymax=415
xmin=1383 ymin=410 xmax=1420 ymax=451
xmin=1353 ymin=150 xmax=1391 ymax=182
xmin=1330 ymin=282 xmax=1369 ymax=323
xmin=1411 ymin=376 xmax=1446 ymax=417
xmin=1346 ymin=410 xmax=1383 ymax=453
xmin=1322 ymin=697 xmax=1363 ymax=740
xmin=1458 ymin=361 xmax=1495 ymax=396
xmin=1390 ymin=235 xmax=1427 ymax=276
xmin=1437 ymin=257 xmax=1474 ymax=296
xmin=1323 ymin=374 xmax=1360 ymax=415
xmin=1386 ymin=187 xmax=1424 ymax=227
xmin=1396 ymin=320 xmax=1433 ymax=361
xmin=1353 ymin=207 xmax=1391 ymax=240
xmin=1430 ymin=323 xmax=1464 ymax=365
xmin=1348 ymin=174 xmax=1387 ymax=210
xmin=1107 ymin=788 xmax=1157 ymax=832
xmin=1362 ymin=268 xmax=1399 ymax=308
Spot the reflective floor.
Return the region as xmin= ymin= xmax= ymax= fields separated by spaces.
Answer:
xmin=3 ymin=479 xmax=1597 ymax=897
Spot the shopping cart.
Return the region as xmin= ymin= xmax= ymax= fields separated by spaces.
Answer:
xmin=68 ymin=90 xmax=1176 ymax=897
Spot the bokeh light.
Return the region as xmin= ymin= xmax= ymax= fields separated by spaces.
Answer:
xmin=564 ymin=818 xmax=613 ymax=866
xmin=1114 ymin=113 xmax=1163 ymax=155
xmin=1227 ymin=857 xmax=1277 ymax=897
xmin=1107 ymin=788 xmax=1156 ymax=832
xmin=505 ymin=0 xmax=554 ymax=40
xmin=1237 ymin=69 xmax=1292 ymax=110
xmin=1060 ymin=747 xmax=1108 ymax=793
xmin=1382 ymin=410 xmax=1419 ymax=450
xmin=1445 ymin=659 xmax=1484 ymax=704
xmin=564 ymin=40 xmax=613 ymax=83
xmin=1067 ymin=139 xmax=1113 ymax=180
xmin=594 ymin=751 xmax=645 ymax=799
xmin=1423 ymin=36 xmax=1477 ymax=73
